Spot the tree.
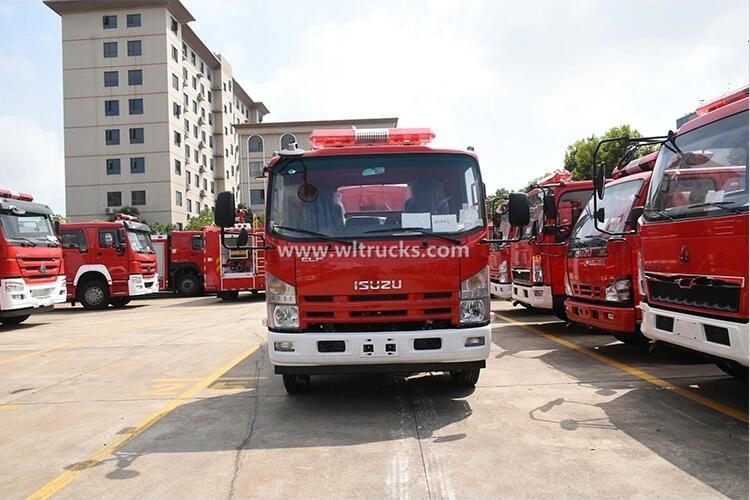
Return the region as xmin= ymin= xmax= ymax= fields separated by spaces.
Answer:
xmin=148 ymin=222 xmax=177 ymax=235
xmin=485 ymin=188 xmax=510 ymax=215
xmin=186 ymin=208 xmax=216 ymax=230
xmin=522 ymin=171 xmax=555 ymax=193
xmin=108 ymin=206 xmax=140 ymax=222
xmin=52 ymin=214 xmax=70 ymax=223
xmin=563 ymin=125 xmax=656 ymax=180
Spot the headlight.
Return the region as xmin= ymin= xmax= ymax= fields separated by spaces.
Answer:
xmin=499 ymin=261 xmax=509 ymax=283
xmin=461 ymin=267 xmax=489 ymax=325
xmin=532 ymin=254 xmax=543 ymax=284
xmin=268 ymin=304 xmax=299 ymax=330
xmin=266 ymin=271 xmax=296 ymax=304
xmin=131 ymin=275 xmax=143 ymax=283
xmin=637 ymin=251 xmax=646 ymax=298
xmin=605 ymin=277 xmax=632 ymax=302
xmin=4 ymin=281 xmax=25 ymax=293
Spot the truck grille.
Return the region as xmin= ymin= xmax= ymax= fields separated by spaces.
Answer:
xmin=139 ymin=259 xmax=157 ymax=275
xmin=570 ymin=283 xmax=604 ymax=300
xmin=16 ymin=257 xmax=62 ymax=281
xmin=512 ymin=268 xmax=530 ymax=285
xmin=647 ymin=276 xmax=741 ymax=313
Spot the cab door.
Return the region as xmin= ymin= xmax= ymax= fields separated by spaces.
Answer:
xmin=97 ymin=228 xmax=128 ymax=292
xmin=59 ymin=229 xmax=88 ymax=297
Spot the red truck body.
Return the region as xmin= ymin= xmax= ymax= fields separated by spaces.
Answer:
xmin=564 ymin=153 xmax=657 ymax=342
xmin=152 ymin=225 xmax=266 ymax=300
xmin=638 ymin=89 xmax=748 ymax=374
xmin=59 ymin=216 xmax=158 ymax=309
xmin=0 ymin=189 xmax=67 ymax=325
xmin=510 ymin=172 xmax=592 ymax=318
xmin=218 ymin=127 xmax=492 ymax=393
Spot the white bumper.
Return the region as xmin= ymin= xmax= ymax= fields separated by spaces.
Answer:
xmin=491 ymin=281 xmax=512 ymax=300
xmin=128 ymin=274 xmax=159 ymax=296
xmin=512 ymin=283 xmax=553 ymax=309
xmin=641 ymin=303 xmax=749 ymax=366
xmin=269 ymin=325 xmax=491 ymax=368
xmin=0 ymin=277 xmax=67 ymax=312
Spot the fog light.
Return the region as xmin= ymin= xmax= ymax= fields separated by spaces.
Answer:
xmin=274 ymin=341 xmax=295 ymax=352
xmin=606 ymin=313 xmax=615 ymax=320
xmin=465 ymin=336 xmax=485 ymax=347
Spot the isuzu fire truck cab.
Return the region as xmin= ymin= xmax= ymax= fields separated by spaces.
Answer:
xmin=510 ymin=172 xmax=592 ymax=319
xmin=0 ymin=189 xmax=67 ymax=325
xmin=59 ymin=215 xmax=158 ymax=309
xmin=489 ymin=204 xmax=513 ymax=300
xmin=637 ymin=88 xmax=749 ymax=377
xmin=214 ymin=128 xmax=506 ymax=394
xmin=564 ymin=152 xmax=658 ymax=344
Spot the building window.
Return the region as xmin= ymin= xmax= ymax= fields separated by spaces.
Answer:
xmin=248 ymin=135 xmax=263 ymax=153
xmin=174 ymin=131 xmax=181 ymax=146
xmin=191 ymin=51 xmax=196 ymax=65
xmin=128 ymin=98 xmax=143 ymax=115
xmin=171 ymin=45 xmax=178 ymax=62
xmin=172 ymin=102 xmax=181 ymax=117
xmin=104 ymin=100 xmax=119 ymax=116
xmin=250 ymin=189 xmax=264 ymax=205
xmin=128 ymin=69 xmax=142 ymax=85
xmin=195 ymin=174 xmax=199 ymax=187
xmin=106 ymin=158 xmax=121 ymax=175
xmin=105 ymin=129 xmax=120 ymax=145
xmin=192 ymin=100 xmax=197 ymax=114
xmin=131 ymin=190 xmax=146 ymax=206
xmin=200 ymin=61 xmax=204 ymax=74
xmin=127 ymin=40 xmax=142 ymax=56
xmin=210 ymin=181 xmax=215 ymax=193
xmin=172 ymin=73 xmax=179 ymax=90
xmin=107 ymin=191 xmax=122 ymax=206
xmin=201 ymin=130 xmax=206 ymax=142
xmin=192 ymin=76 xmax=196 ymax=89
xmin=175 ymin=191 xmax=183 ymax=206
xmin=208 ymin=136 xmax=213 ymax=147
xmin=183 ymin=118 xmax=189 ymax=131
xmin=194 ymin=150 xmax=198 ymax=162
xmin=185 ymin=144 xmax=190 ymax=158
xmin=103 ymin=41 xmax=117 ymax=58
xmin=249 ymin=161 xmax=264 ymax=177
xmin=182 ymin=67 xmax=188 ymax=80
xmin=182 ymin=42 xmax=187 ymax=57
xmin=202 ymin=153 xmax=206 ymax=165
xmin=208 ymin=113 xmax=213 ymax=125
xmin=186 ymin=171 xmax=191 ymax=184
xmin=228 ymin=81 xmax=232 ymax=91
xmin=103 ymin=15 xmax=117 ymax=29
xmin=210 ymin=158 xmax=214 ymax=170
xmin=280 ymin=133 xmax=297 ymax=151
xmin=104 ymin=71 xmax=118 ymax=87
xmin=223 ymin=82 xmax=226 ymax=92
xmin=129 ymin=128 xmax=144 ymax=144
xmin=127 ymin=14 xmax=141 ymax=27
xmin=207 ymin=91 xmax=212 ymax=103
xmin=193 ymin=125 xmax=198 ymax=138
xmin=170 ymin=16 xmax=178 ymax=33
xmin=130 ymin=157 xmax=145 ymax=173
xmin=187 ymin=199 xmax=192 ymax=212
xmin=174 ymin=159 xmax=182 ymax=175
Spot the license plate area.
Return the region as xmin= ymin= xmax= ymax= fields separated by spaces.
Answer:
xmin=360 ymin=337 xmax=399 ymax=357
xmin=31 ymin=288 xmax=53 ymax=298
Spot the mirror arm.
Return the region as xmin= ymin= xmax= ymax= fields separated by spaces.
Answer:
xmin=220 ymin=227 xmax=273 ymax=251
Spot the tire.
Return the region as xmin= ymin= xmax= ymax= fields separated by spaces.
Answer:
xmin=177 ymin=273 xmax=201 ymax=297
xmin=282 ymin=374 xmax=310 ymax=394
xmin=110 ymin=297 xmax=131 ymax=308
xmin=715 ymin=359 xmax=749 ymax=380
xmin=79 ymin=280 xmax=109 ymax=310
xmin=0 ymin=314 xmax=31 ymax=326
xmin=450 ymin=368 xmax=481 ymax=387
xmin=552 ymin=297 xmax=568 ymax=321
xmin=218 ymin=291 xmax=240 ymax=301
xmin=613 ymin=332 xmax=649 ymax=346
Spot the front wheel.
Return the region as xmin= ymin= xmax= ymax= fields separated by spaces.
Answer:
xmin=552 ymin=297 xmax=568 ymax=321
xmin=177 ymin=273 xmax=201 ymax=296
xmin=110 ymin=297 xmax=131 ymax=308
xmin=613 ymin=332 xmax=649 ymax=346
xmin=0 ymin=314 xmax=31 ymax=326
xmin=451 ymin=368 xmax=480 ymax=387
xmin=79 ymin=280 xmax=109 ymax=310
xmin=282 ymin=374 xmax=310 ymax=394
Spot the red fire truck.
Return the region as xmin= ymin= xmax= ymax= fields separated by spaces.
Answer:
xmin=152 ymin=224 xmax=266 ymax=300
xmin=510 ymin=171 xmax=592 ymax=319
xmin=0 ymin=189 xmax=67 ymax=325
xmin=59 ymin=215 xmax=159 ymax=309
xmin=564 ymin=152 xmax=658 ymax=344
xmin=635 ymin=87 xmax=748 ymax=377
xmin=489 ymin=204 xmax=513 ymax=300
xmin=214 ymin=127 xmax=525 ymax=393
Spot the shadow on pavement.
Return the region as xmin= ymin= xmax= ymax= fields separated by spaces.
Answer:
xmin=0 ymin=322 xmax=49 ymax=332
xmin=165 ymin=293 xmax=266 ymax=308
xmin=50 ymin=304 xmax=148 ymax=314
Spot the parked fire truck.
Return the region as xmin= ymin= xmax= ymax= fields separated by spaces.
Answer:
xmin=489 ymin=203 xmax=513 ymax=300
xmin=214 ymin=127 xmax=523 ymax=393
xmin=564 ymin=152 xmax=658 ymax=344
xmin=58 ymin=214 xmax=158 ymax=309
xmin=510 ymin=171 xmax=592 ymax=319
xmin=0 ymin=189 xmax=67 ymax=325
xmin=635 ymin=87 xmax=749 ymax=377
xmin=152 ymin=223 xmax=266 ymax=300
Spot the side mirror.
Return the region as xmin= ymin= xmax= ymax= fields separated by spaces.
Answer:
xmin=594 ymin=165 xmax=605 ymax=200
xmin=543 ymin=193 xmax=557 ymax=220
xmin=236 ymin=227 xmax=249 ymax=247
xmin=626 ymin=206 xmax=644 ymax=227
xmin=507 ymin=192 xmax=530 ymax=227
xmin=215 ymin=191 xmax=236 ymax=227
xmin=596 ymin=207 xmax=605 ymax=223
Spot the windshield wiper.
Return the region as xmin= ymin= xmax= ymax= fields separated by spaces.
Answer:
xmin=643 ymin=208 xmax=675 ymax=221
xmin=364 ymin=227 xmax=461 ymax=245
xmin=9 ymin=237 xmax=37 ymax=247
xmin=685 ymin=201 xmax=745 ymax=214
xmin=273 ymin=225 xmax=353 ymax=246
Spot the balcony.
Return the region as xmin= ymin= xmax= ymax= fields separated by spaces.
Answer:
xmin=197 ymin=93 xmax=205 ymax=101
xmin=200 ymin=189 xmax=207 ymax=198
xmin=198 ymin=117 xmax=205 ymax=125
xmin=198 ymin=141 xmax=205 ymax=149
xmin=199 ymin=165 xmax=206 ymax=173
xmin=182 ymin=80 xmax=188 ymax=87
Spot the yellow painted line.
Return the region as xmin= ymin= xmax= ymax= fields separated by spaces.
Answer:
xmin=27 ymin=344 xmax=260 ymax=500
xmin=0 ymin=403 xmax=20 ymax=411
xmin=495 ymin=313 xmax=749 ymax=424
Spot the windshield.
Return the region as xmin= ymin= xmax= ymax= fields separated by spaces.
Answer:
xmin=127 ymin=230 xmax=155 ymax=253
xmin=267 ymin=153 xmax=484 ymax=239
xmin=0 ymin=213 xmax=58 ymax=247
xmin=572 ymin=179 xmax=643 ymax=241
xmin=646 ymin=109 xmax=748 ymax=221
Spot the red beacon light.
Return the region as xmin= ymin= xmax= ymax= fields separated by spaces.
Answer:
xmin=309 ymin=127 xmax=435 ymax=149
xmin=114 ymin=213 xmax=139 ymax=222
xmin=0 ymin=189 xmax=34 ymax=202
xmin=696 ymin=86 xmax=749 ymax=116
xmin=537 ymin=170 xmax=573 ymax=186
xmin=612 ymin=151 xmax=658 ymax=179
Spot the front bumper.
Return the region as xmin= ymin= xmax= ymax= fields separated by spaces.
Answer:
xmin=491 ymin=281 xmax=512 ymax=300
xmin=269 ymin=325 xmax=491 ymax=371
xmin=565 ymin=299 xmax=636 ymax=333
xmin=128 ymin=274 xmax=159 ymax=296
xmin=0 ymin=277 xmax=67 ymax=314
xmin=641 ymin=303 xmax=749 ymax=366
xmin=512 ymin=283 xmax=553 ymax=309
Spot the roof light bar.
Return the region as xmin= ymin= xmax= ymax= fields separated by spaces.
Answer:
xmin=696 ymin=86 xmax=749 ymax=116
xmin=309 ymin=127 xmax=435 ymax=149
xmin=612 ymin=151 xmax=658 ymax=179
xmin=0 ymin=189 xmax=34 ymax=202
xmin=114 ymin=213 xmax=139 ymax=222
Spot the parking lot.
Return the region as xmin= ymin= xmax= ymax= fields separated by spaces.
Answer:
xmin=0 ymin=295 xmax=746 ymax=499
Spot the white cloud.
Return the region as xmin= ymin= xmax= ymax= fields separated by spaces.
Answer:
xmin=0 ymin=116 xmax=65 ymax=214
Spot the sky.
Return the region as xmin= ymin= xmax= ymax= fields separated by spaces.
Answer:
xmin=0 ymin=0 xmax=747 ymax=214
